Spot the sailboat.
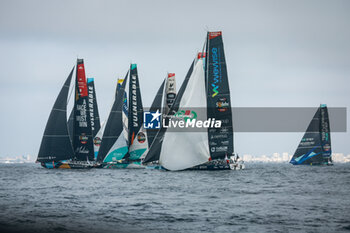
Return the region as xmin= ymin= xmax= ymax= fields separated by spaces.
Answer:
xmin=147 ymin=73 xmax=177 ymax=146
xmin=37 ymin=59 xmax=97 ymax=169
xmin=143 ymin=31 xmax=243 ymax=171
xmin=290 ymin=104 xmax=332 ymax=165
xmin=97 ymin=64 xmax=149 ymax=168
xmin=144 ymin=73 xmax=177 ymax=169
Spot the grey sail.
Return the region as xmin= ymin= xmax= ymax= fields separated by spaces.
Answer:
xmin=37 ymin=68 xmax=75 ymax=162
xmin=146 ymin=79 xmax=165 ymax=146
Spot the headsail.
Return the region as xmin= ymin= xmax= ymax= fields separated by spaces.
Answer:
xmin=97 ymin=73 xmax=128 ymax=162
xmin=72 ymin=59 xmax=94 ymax=161
xmin=158 ymin=57 xmax=210 ymax=170
xmin=143 ymin=62 xmax=194 ymax=164
xmin=290 ymin=105 xmax=332 ymax=165
xmin=37 ymin=68 xmax=75 ymax=162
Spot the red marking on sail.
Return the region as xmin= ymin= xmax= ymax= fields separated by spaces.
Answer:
xmin=209 ymin=31 xmax=222 ymax=39
xmin=185 ymin=110 xmax=191 ymax=116
xmin=168 ymin=73 xmax=175 ymax=78
xmin=131 ymin=132 xmax=135 ymax=145
xmin=197 ymin=52 xmax=206 ymax=59
xmin=77 ymin=63 xmax=88 ymax=97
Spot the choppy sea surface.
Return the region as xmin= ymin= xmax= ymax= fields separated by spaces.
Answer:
xmin=0 ymin=163 xmax=349 ymax=233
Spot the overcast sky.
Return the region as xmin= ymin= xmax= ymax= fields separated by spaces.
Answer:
xmin=0 ymin=0 xmax=349 ymax=157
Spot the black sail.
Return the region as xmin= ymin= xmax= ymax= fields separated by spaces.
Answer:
xmin=205 ymin=31 xmax=234 ymax=160
xmin=146 ymin=79 xmax=165 ymax=146
xmin=97 ymin=73 xmax=128 ymax=162
xmin=72 ymin=59 xmax=94 ymax=161
xmin=87 ymin=78 xmax=101 ymax=137
xmin=290 ymin=105 xmax=332 ymax=165
xmin=127 ymin=64 xmax=144 ymax=148
xmin=320 ymin=105 xmax=332 ymax=159
xmin=143 ymin=61 xmax=194 ymax=164
xmin=37 ymin=68 xmax=75 ymax=162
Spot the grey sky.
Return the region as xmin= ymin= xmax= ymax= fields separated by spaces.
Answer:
xmin=0 ymin=0 xmax=349 ymax=157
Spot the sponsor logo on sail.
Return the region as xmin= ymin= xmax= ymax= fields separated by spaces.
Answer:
xmin=131 ymin=75 xmax=138 ymax=127
xmin=323 ymin=144 xmax=331 ymax=151
xmin=137 ymin=132 xmax=146 ymax=143
xmin=211 ymin=47 xmax=220 ymax=97
xmin=216 ymin=97 xmax=229 ymax=112
xmin=94 ymin=137 xmax=101 ymax=146
xmin=79 ymin=134 xmax=88 ymax=144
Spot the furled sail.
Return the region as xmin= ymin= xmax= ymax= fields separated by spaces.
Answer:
xmin=290 ymin=105 xmax=332 ymax=165
xmin=37 ymin=68 xmax=75 ymax=162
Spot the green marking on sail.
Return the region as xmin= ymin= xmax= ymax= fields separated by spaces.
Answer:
xmin=129 ymin=148 xmax=147 ymax=160
xmin=103 ymin=146 xmax=128 ymax=162
xmin=131 ymin=64 xmax=137 ymax=70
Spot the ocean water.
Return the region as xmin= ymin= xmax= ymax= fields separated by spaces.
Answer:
xmin=0 ymin=163 xmax=349 ymax=233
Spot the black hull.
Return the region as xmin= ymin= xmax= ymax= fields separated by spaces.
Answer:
xmin=187 ymin=159 xmax=231 ymax=171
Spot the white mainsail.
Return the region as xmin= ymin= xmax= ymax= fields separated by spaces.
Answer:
xmin=159 ymin=58 xmax=210 ymax=171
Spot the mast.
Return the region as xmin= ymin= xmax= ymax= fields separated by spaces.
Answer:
xmin=72 ymin=59 xmax=94 ymax=161
xmin=205 ymin=31 xmax=234 ymax=160
xmin=37 ymin=68 xmax=75 ymax=162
